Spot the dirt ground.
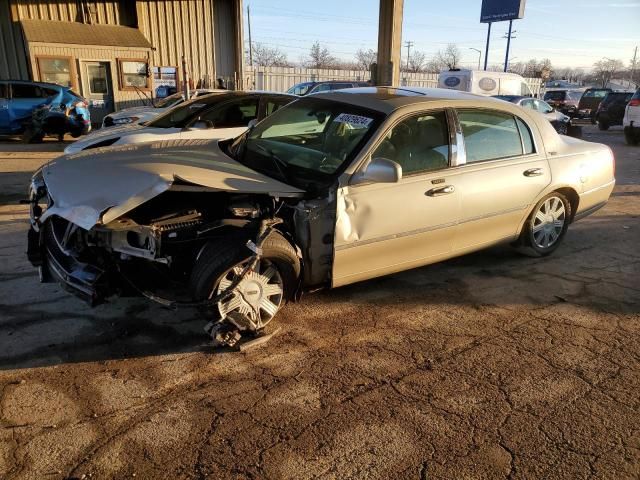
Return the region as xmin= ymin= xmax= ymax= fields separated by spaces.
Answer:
xmin=0 ymin=127 xmax=638 ymax=480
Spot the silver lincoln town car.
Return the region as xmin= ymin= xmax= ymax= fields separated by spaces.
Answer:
xmin=27 ymin=87 xmax=615 ymax=344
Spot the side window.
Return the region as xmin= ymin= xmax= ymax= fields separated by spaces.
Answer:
xmin=329 ymin=83 xmax=352 ymax=90
xmin=372 ymin=111 xmax=450 ymax=176
xmin=199 ymin=98 xmax=258 ymax=128
xmin=264 ymin=97 xmax=292 ymax=117
xmin=521 ymin=99 xmax=534 ymax=110
xmin=311 ymin=84 xmax=331 ymax=93
xmin=11 ymin=84 xmax=41 ymax=99
xmin=458 ymin=110 xmax=525 ymax=163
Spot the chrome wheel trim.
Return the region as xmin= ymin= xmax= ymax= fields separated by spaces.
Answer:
xmin=532 ymin=196 xmax=566 ymax=249
xmin=213 ymin=259 xmax=284 ymax=330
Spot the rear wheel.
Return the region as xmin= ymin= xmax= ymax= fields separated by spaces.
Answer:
xmin=598 ymin=120 xmax=609 ymax=131
xmin=517 ymin=192 xmax=571 ymax=257
xmin=22 ymin=127 xmax=44 ymax=144
xmin=190 ymin=231 xmax=300 ymax=331
xmin=625 ymin=129 xmax=640 ymax=146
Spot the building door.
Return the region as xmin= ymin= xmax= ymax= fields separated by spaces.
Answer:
xmin=81 ymin=61 xmax=114 ymax=125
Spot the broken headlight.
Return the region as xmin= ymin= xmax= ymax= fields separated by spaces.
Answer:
xmin=29 ymin=169 xmax=50 ymax=230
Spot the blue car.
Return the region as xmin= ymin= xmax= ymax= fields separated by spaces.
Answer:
xmin=0 ymin=80 xmax=91 ymax=141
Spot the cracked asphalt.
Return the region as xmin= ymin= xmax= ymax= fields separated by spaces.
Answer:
xmin=0 ymin=126 xmax=639 ymax=479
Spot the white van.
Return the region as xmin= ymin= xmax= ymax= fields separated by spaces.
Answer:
xmin=438 ymin=69 xmax=533 ymax=97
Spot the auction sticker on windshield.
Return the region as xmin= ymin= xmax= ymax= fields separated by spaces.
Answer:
xmin=189 ymin=103 xmax=207 ymax=110
xmin=334 ymin=113 xmax=373 ymax=127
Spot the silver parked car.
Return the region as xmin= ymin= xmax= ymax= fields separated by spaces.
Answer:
xmin=494 ymin=95 xmax=572 ymax=135
xmin=27 ymin=87 xmax=615 ymax=344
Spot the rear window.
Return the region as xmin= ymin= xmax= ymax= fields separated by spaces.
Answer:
xmin=583 ymin=89 xmax=610 ymax=98
xmin=544 ymin=91 xmax=566 ymax=101
xmin=567 ymin=91 xmax=584 ymax=101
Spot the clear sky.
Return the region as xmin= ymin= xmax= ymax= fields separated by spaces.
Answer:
xmin=245 ymin=0 xmax=639 ymax=71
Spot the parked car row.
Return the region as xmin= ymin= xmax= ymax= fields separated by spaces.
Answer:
xmin=26 ymin=86 xmax=616 ymax=346
xmin=0 ymin=80 xmax=91 ymax=142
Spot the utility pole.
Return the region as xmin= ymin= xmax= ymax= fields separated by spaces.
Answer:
xmin=503 ymin=20 xmax=517 ymax=72
xmin=483 ymin=22 xmax=492 ymax=70
xmin=630 ymin=46 xmax=638 ymax=87
xmin=469 ymin=47 xmax=482 ymax=70
xmin=247 ymin=5 xmax=253 ymax=68
xmin=404 ymin=40 xmax=414 ymax=71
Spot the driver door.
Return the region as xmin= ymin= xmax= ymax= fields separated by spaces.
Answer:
xmin=332 ymin=110 xmax=461 ymax=287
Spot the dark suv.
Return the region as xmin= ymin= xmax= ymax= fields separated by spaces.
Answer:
xmin=578 ymin=88 xmax=612 ymax=123
xmin=286 ymin=80 xmax=370 ymax=96
xmin=543 ymin=89 xmax=584 ymax=117
xmin=595 ymin=91 xmax=634 ymax=130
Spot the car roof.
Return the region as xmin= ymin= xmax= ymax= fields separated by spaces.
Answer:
xmin=0 ymin=79 xmax=67 ymax=89
xmin=493 ymin=95 xmax=525 ymax=102
xmin=310 ymin=86 xmax=498 ymax=114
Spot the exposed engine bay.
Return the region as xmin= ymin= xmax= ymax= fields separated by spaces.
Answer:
xmin=28 ymin=181 xmax=337 ymax=347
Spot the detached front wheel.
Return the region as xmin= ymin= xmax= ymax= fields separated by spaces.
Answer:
xmin=190 ymin=231 xmax=300 ymax=331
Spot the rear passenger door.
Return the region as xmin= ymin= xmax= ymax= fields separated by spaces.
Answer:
xmin=9 ymin=83 xmax=50 ymax=128
xmin=452 ymin=109 xmax=551 ymax=252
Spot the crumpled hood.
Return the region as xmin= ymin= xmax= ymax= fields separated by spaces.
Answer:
xmin=41 ymin=139 xmax=304 ymax=230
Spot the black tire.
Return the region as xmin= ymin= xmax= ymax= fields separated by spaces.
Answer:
xmin=598 ymin=120 xmax=609 ymax=131
xmin=22 ymin=127 xmax=44 ymax=144
xmin=625 ymin=129 xmax=640 ymax=146
xmin=190 ymin=230 xmax=300 ymax=308
xmin=567 ymin=124 xmax=582 ymax=139
xmin=517 ymin=192 xmax=572 ymax=257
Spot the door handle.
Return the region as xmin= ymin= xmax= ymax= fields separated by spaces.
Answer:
xmin=426 ymin=185 xmax=455 ymax=197
xmin=523 ymin=168 xmax=544 ymax=177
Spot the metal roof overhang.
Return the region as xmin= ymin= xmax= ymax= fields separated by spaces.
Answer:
xmin=21 ymin=19 xmax=152 ymax=49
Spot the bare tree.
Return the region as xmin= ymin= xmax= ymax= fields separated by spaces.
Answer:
xmin=252 ymin=42 xmax=289 ymax=67
xmin=436 ymin=43 xmax=461 ymax=70
xmin=508 ymin=61 xmax=526 ymax=76
xmin=593 ymin=58 xmax=624 ymax=87
xmin=354 ymin=48 xmax=377 ymax=71
xmin=406 ymin=50 xmax=427 ymax=73
xmin=306 ymin=41 xmax=336 ymax=69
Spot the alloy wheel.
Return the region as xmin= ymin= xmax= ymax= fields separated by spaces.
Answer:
xmin=532 ymin=196 xmax=566 ymax=249
xmin=212 ymin=259 xmax=284 ymax=330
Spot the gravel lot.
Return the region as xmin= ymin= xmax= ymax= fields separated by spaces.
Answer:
xmin=0 ymin=127 xmax=638 ymax=479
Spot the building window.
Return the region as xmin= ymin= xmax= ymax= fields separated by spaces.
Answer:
xmin=152 ymin=66 xmax=179 ymax=97
xmin=117 ymin=58 xmax=150 ymax=90
xmin=36 ymin=56 xmax=75 ymax=88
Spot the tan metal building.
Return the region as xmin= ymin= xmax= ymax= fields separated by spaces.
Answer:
xmin=0 ymin=0 xmax=244 ymax=122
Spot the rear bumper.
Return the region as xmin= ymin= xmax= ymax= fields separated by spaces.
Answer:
xmin=574 ymin=180 xmax=615 ymax=222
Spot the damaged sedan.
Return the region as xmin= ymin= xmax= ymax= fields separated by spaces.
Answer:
xmin=27 ymin=87 xmax=616 ymax=345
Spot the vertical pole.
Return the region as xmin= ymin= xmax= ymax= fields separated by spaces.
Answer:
xmin=483 ymin=22 xmax=491 ymax=71
xmin=375 ymin=0 xmax=404 ymax=86
xmin=630 ymin=46 xmax=638 ymax=86
xmin=182 ymin=55 xmax=190 ymax=99
xmin=247 ymin=5 xmax=253 ymax=68
xmin=477 ymin=52 xmax=481 ymax=70
xmin=504 ymin=19 xmax=513 ymax=72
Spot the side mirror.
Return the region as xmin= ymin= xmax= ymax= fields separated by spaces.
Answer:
xmin=351 ymin=157 xmax=402 ymax=185
xmin=247 ymin=118 xmax=258 ymax=129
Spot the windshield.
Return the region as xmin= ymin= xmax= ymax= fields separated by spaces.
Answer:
xmin=155 ymin=92 xmax=185 ymax=108
xmin=287 ymin=82 xmax=313 ymax=96
xmin=231 ymin=97 xmax=383 ymax=189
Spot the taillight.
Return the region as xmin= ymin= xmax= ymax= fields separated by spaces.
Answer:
xmin=629 ymin=98 xmax=640 ymax=107
xmin=607 ymin=147 xmax=615 ymax=177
